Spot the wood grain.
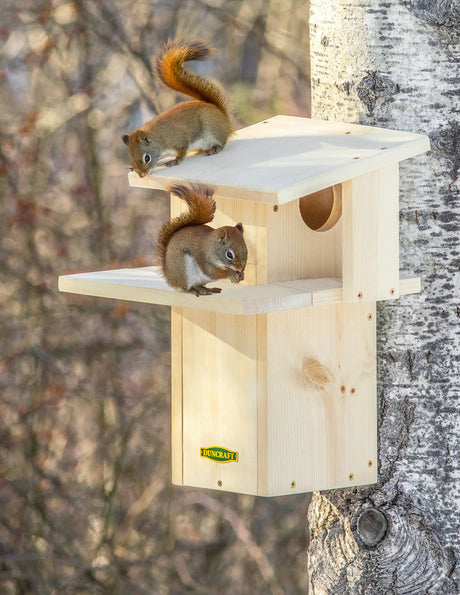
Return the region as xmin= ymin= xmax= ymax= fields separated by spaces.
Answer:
xmin=59 ymin=266 xmax=420 ymax=314
xmin=128 ymin=116 xmax=429 ymax=205
xmin=342 ymin=165 xmax=400 ymax=302
xmin=261 ymin=302 xmax=377 ymax=496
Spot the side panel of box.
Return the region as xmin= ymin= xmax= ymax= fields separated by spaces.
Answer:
xmin=342 ymin=165 xmax=400 ymax=303
xmin=180 ymin=309 xmax=261 ymax=495
xmin=262 ymin=302 xmax=377 ymax=496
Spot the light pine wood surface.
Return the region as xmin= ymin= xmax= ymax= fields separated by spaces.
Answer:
xmin=58 ymin=115 xmax=429 ymax=496
xmin=58 ymin=266 xmax=419 ymax=314
xmin=342 ymin=164 xmax=400 ymax=302
xmin=263 ymin=302 xmax=377 ymax=495
xmin=171 ymin=304 xmax=377 ymax=496
xmin=128 ymin=115 xmax=429 ymax=205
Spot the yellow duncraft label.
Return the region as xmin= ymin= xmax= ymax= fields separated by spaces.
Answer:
xmin=200 ymin=446 xmax=238 ymax=463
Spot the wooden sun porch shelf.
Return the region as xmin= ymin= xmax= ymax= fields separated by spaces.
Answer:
xmin=58 ymin=267 xmax=420 ymax=315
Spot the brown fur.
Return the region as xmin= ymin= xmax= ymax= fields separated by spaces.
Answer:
xmin=156 ymin=183 xmax=216 ymax=266
xmin=156 ymin=184 xmax=247 ymax=296
xmin=123 ymin=40 xmax=233 ymax=177
xmin=152 ymin=40 xmax=230 ymax=114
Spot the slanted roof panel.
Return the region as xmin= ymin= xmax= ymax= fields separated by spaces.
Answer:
xmin=128 ymin=115 xmax=430 ymax=204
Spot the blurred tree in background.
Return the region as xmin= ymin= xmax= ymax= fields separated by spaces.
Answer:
xmin=0 ymin=1 xmax=309 ymax=593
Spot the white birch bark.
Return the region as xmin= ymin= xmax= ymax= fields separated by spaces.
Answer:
xmin=308 ymin=1 xmax=459 ymax=593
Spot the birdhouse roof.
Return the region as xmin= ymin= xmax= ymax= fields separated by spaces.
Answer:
xmin=128 ymin=115 xmax=430 ymax=205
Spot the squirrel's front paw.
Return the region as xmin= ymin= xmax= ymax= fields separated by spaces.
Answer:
xmin=228 ymin=270 xmax=244 ymax=283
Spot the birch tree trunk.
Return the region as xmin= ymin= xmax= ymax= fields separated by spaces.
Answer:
xmin=308 ymin=2 xmax=459 ymax=593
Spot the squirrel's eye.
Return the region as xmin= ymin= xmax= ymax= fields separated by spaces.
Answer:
xmin=143 ymin=154 xmax=151 ymax=164
xmin=226 ymin=250 xmax=234 ymax=260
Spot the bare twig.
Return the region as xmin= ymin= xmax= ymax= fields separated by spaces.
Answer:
xmin=184 ymin=492 xmax=284 ymax=595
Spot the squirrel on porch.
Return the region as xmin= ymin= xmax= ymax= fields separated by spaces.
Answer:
xmin=156 ymin=183 xmax=247 ymax=296
xmin=122 ymin=40 xmax=233 ymax=178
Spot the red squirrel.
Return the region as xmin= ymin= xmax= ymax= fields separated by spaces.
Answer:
xmin=122 ymin=40 xmax=233 ymax=177
xmin=157 ymin=184 xmax=247 ymax=296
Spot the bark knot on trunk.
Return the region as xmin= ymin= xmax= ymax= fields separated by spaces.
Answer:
xmin=308 ymin=492 xmax=457 ymax=594
xmin=429 ymin=120 xmax=460 ymax=182
xmin=409 ymin=0 xmax=460 ymax=29
xmin=336 ymin=71 xmax=400 ymax=115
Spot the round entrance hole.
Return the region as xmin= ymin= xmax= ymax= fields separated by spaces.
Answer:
xmin=298 ymin=185 xmax=342 ymax=232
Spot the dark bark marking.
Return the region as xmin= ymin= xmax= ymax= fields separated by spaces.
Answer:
xmin=356 ymin=508 xmax=388 ymax=546
xmin=429 ymin=120 xmax=460 ymax=182
xmin=355 ymin=71 xmax=400 ymax=114
xmin=309 ymin=492 xmax=457 ymax=594
xmin=407 ymin=350 xmax=416 ymax=381
xmin=336 ymin=70 xmax=400 ymax=115
xmin=408 ymin=0 xmax=460 ymax=29
xmin=446 ymin=547 xmax=458 ymax=579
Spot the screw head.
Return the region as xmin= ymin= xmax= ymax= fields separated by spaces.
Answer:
xmin=217 ymin=480 xmax=222 ymax=487
xmin=390 ymin=288 xmax=395 ymax=296
xmin=358 ymin=292 xmax=363 ymax=299
xmin=273 ymin=205 xmax=279 ymax=212
xmin=368 ymin=313 xmax=373 ymax=320
xmin=349 ymin=473 xmax=354 ymax=481
xmin=368 ymin=460 xmax=373 ymax=467
xmin=291 ymin=481 xmax=296 ymax=488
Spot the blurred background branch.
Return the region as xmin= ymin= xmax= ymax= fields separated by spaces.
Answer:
xmin=0 ymin=1 xmax=310 ymax=592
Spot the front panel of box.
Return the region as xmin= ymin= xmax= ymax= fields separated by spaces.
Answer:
xmin=179 ymin=308 xmax=262 ymax=495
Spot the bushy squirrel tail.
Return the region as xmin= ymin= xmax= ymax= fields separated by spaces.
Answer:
xmin=152 ymin=40 xmax=231 ymax=117
xmin=156 ymin=183 xmax=216 ymax=265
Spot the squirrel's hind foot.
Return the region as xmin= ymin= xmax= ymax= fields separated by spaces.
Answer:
xmin=205 ymin=144 xmax=224 ymax=156
xmin=191 ymin=285 xmax=222 ymax=297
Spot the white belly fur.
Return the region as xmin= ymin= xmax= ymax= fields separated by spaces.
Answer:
xmin=156 ymin=149 xmax=177 ymax=166
xmin=188 ymin=135 xmax=219 ymax=152
xmin=184 ymin=253 xmax=212 ymax=290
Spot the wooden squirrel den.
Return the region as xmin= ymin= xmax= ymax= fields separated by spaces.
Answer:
xmin=59 ymin=115 xmax=430 ymax=496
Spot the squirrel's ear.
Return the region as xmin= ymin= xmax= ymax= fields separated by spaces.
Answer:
xmin=235 ymin=222 xmax=244 ymax=234
xmin=137 ymin=130 xmax=150 ymax=145
xmin=122 ymin=134 xmax=130 ymax=146
xmin=218 ymin=228 xmax=228 ymax=241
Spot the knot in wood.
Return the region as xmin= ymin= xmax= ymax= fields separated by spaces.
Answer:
xmin=302 ymin=358 xmax=334 ymax=390
xmin=356 ymin=507 xmax=388 ymax=547
xmin=309 ymin=494 xmax=456 ymax=593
